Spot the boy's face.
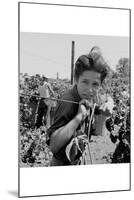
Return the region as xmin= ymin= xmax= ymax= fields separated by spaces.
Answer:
xmin=76 ymin=70 xmax=101 ymax=102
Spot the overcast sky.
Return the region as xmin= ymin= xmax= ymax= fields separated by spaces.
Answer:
xmin=20 ymin=32 xmax=129 ymax=79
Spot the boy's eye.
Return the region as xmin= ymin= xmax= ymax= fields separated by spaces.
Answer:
xmin=82 ymin=80 xmax=89 ymax=84
xmin=92 ymin=82 xmax=99 ymax=87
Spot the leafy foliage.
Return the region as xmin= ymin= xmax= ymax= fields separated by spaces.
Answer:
xmin=116 ymin=57 xmax=129 ymax=77
xmin=65 ymin=132 xmax=88 ymax=165
xmin=19 ymin=69 xmax=130 ymax=166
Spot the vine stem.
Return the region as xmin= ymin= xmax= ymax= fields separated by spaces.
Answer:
xmin=87 ymin=103 xmax=96 ymax=164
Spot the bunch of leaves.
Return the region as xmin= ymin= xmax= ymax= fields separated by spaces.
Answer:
xmin=20 ymin=126 xmax=53 ymax=167
xmin=65 ymin=131 xmax=89 ymax=165
xmin=112 ymin=141 xmax=130 ymax=163
xmin=106 ymin=108 xmax=130 ymax=163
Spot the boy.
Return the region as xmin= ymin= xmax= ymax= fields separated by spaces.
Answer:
xmin=47 ymin=47 xmax=114 ymax=166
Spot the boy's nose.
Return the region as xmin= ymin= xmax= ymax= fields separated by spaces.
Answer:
xmin=88 ymin=87 xmax=93 ymax=93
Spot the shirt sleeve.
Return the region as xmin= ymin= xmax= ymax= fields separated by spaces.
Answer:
xmin=46 ymin=100 xmax=77 ymax=145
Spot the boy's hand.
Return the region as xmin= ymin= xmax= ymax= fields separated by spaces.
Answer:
xmin=99 ymin=96 xmax=114 ymax=117
xmin=76 ymin=99 xmax=91 ymax=121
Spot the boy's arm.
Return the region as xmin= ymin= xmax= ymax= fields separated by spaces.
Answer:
xmin=49 ymin=114 xmax=82 ymax=153
xmin=50 ymin=101 xmax=90 ymax=154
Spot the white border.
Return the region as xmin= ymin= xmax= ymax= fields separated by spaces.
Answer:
xmin=20 ymin=164 xmax=130 ymax=197
xmin=20 ymin=3 xmax=129 ymax=37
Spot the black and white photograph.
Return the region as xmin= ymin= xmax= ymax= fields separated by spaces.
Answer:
xmin=18 ymin=2 xmax=131 ymax=197
xmin=20 ymin=33 xmax=130 ymax=167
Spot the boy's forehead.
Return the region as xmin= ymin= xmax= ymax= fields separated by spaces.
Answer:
xmin=80 ymin=70 xmax=101 ymax=80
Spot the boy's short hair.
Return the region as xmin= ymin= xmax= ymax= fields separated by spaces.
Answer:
xmin=74 ymin=46 xmax=109 ymax=83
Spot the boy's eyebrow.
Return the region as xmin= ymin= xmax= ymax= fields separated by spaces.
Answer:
xmin=94 ymin=79 xmax=100 ymax=82
xmin=82 ymin=78 xmax=100 ymax=82
xmin=82 ymin=78 xmax=89 ymax=81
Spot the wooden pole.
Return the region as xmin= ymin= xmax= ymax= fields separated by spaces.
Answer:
xmin=71 ymin=41 xmax=75 ymax=85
